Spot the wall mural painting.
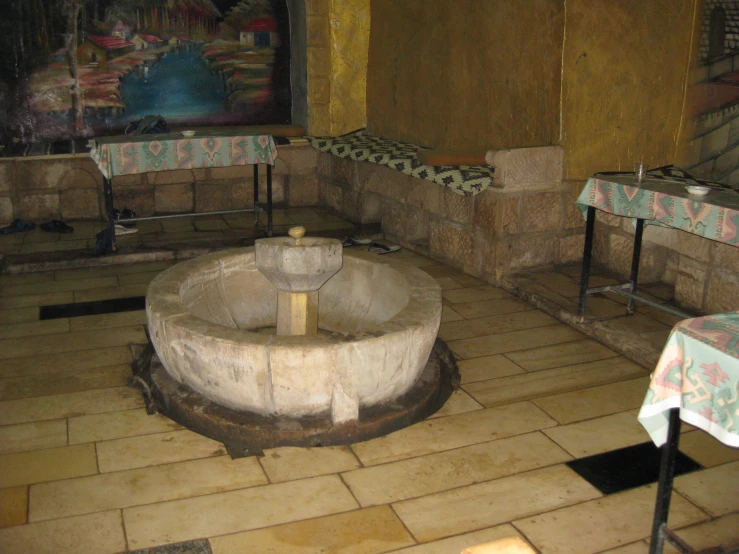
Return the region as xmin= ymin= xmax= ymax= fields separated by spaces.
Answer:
xmin=0 ymin=0 xmax=291 ymax=143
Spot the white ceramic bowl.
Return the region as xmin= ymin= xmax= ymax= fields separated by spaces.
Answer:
xmin=181 ymin=130 xmax=196 ymax=138
xmin=685 ymin=185 xmax=710 ymax=196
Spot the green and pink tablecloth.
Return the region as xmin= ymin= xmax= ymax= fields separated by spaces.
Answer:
xmin=577 ymin=174 xmax=739 ymax=245
xmin=90 ymin=132 xmax=277 ymax=179
xmin=638 ymin=312 xmax=739 ymax=448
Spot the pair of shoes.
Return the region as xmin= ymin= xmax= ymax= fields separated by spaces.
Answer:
xmin=0 ymin=219 xmax=35 ymax=234
xmin=40 ymin=220 xmax=74 ymax=233
xmin=93 ymin=228 xmax=113 ymax=255
xmin=367 ymin=241 xmax=401 ymax=254
xmin=114 ymin=208 xmax=137 ymax=227
xmin=115 ymin=224 xmax=139 ymax=236
xmin=342 ymin=237 xmax=372 ymax=247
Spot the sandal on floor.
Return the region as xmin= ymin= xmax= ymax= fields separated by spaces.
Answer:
xmin=115 ymin=224 xmax=139 ymax=236
xmin=0 ymin=219 xmax=35 ymax=234
xmin=342 ymin=237 xmax=373 ymax=247
xmin=114 ymin=208 xmax=137 ymax=227
xmin=367 ymin=241 xmax=401 ymax=254
xmin=40 ymin=220 xmax=74 ymax=233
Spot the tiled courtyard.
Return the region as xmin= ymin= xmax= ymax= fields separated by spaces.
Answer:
xmin=0 ymin=216 xmax=737 ymax=554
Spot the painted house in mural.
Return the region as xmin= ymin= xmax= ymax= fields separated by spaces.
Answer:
xmin=240 ymin=18 xmax=280 ymax=47
xmin=111 ymin=20 xmax=133 ymax=40
xmin=132 ymin=34 xmax=164 ymax=51
xmin=77 ymin=35 xmax=135 ymax=66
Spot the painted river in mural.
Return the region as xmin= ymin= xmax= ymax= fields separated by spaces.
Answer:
xmin=115 ymin=46 xmax=226 ymax=123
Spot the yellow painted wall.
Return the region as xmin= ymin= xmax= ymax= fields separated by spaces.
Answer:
xmin=560 ymin=0 xmax=699 ymax=180
xmin=366 ymin=0 xmax=565 ymax=150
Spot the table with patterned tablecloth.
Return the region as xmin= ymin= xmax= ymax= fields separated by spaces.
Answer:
xmin=637 ymin=312 xmax=739 ymax=554
xmin=89 ymin=132 xmax=278 ymax=253
xmin=575 ymin=171 xmax=739 ymax=317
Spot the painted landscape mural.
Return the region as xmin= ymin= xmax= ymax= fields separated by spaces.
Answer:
xmin=0 ymin=0 xmax=291 ymax=142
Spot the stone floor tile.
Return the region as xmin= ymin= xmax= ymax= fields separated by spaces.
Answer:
xmin=0 ymin=346 xmax=131 ymax=379
xmin=160 ymin=218 xmax=195 ymax=232
xmin=528 ymin=270 xmax=582 ymax=297
xmin=0 ymin=486 xmax=27 ymax=528
xmin=0 ymin=291 xmax=73 ymax=310
xmin=642 ymin=328 xmax=672 ymax=347
xmin=0 ymin=307 xmax=39 ymax=325
xmin=53 ymin=260 xmax=173 ymax=281
xmin=209 ymin=505 xmax=414 ymax=554
xmin=0 ymin=509 xmax=125 ymax=554
xmin=0 ymin=271 xmax=54 ymax=286
xmin=387 ymin=524 xmax=522 ymax=554
xmin=351 ymin=402 xmax=556 ymax=466
xmin=68 ymin=408 xmax=181 ymax=445
xmin=0 ymin=419 xmax=68 ymax=455
xmin=22 ymin=228 xmax=62 ymax=243
xmin=428 ymin=389 xmax=483 ymax=418
xmin=513 ymin=483 xmax=708 ymax=554
xmin=123 ymin=474 xmax=358 ymax=550
xmin=677 ymin=430 xmax=739 ymax=468
xmin=453 ymin=274 xmax=486 ymax=287
xmin=608 ymin=314 xmax=671 ymax=335
xmin=532 ymin=377 xmax=650 ymax=424
xmin=29 ymin=455 xmax=267 ymax=522
xmin=194 ymin=218 xmax=231 ymax=231
xmin=0 ymin=318 xmax=69 ymax=339
xmin=448 ymin=324 xmax=584 ymax=359
xmin=259 ymin=445 xmax=360 ymax=484
xmin=669 ymin=512 xmax=739 ymax=553
xmin=439 ymin=311 xmax=558 ymax=342
xmin=458 ymin=355 xmax=526 ymax=384
xmin=343 ymin=432 xmax=571 ymax=506
xmin=394 ymin=465 xmax=601 ymax=543
xmin=69 ymin=310 xmax=147 ymax=332
xmin=434 ymin=277 xmax=465 ymax=291
xmin=505 ymin=339 xmax=619 ymax=371
xmin=73 ymin=283 xmax=149 ymax=303
xmin=0 ymin=325 xmax=146 ymax=359
xmin=0 ymin=443 xmax=97 ymax=488
xmin=674 ymin=461 xmax=739 ymax=516
xmin=448 ymin=297 xmax=532 ymax=319
xmin=542 ymin=411 xmax=651 ymax=458
xmin=463 ymin=357 xmax=646 ymax=408
xmin=576 ymin=295 xmax=631 ymax=319
xmin=442 ymin=286 xmax=510 ymax=304
xmin=0 ymin=364 xmax=131 ymax=401
xmin=598 ymin=543 xmax=649 ymax=554
xmin=0 ymin=276 xmax=117 ymax=298
xmin=96 ymin=429 xmax=227 ymax=473
xmin=117 ymin=270 xmax=164 ymax=286
xmin=21 ymin=239 xmax=91 ymax=254
xmin=441 ymin=305 xmax=465 ymax=323
xmin=0 ymin=387 xmax=144 ymax=426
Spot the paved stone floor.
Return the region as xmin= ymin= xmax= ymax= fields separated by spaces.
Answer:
xmin=0 ymin=213 xmax=737 ymax=554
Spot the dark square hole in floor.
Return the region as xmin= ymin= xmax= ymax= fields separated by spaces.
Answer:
xmin=40 ymin=296 xmax=146 ymax=320
xmin=566 ymin=441 xmax=703 ymax=495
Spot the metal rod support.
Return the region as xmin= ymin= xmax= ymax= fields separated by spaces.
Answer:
xmin=628 ymin=218 xmax=645 ymax=313
xmin=578 ymin=206 xmax=597 ymax=316
xmin=587 ymin=285 xmax=693 ymax=319
xmin=120 ymin=207 xmax=262 ymax=223
xmin=649 ymin=408 xmax=682 ymax=554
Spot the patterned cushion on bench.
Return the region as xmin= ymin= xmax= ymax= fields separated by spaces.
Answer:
xmin=309 ymin=130 xmax=495 ymax=197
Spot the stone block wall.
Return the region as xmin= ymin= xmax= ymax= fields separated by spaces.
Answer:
xmin=317 ymin=147 xmax=578 ymax=280
xmin=587 ymin=198 xmax=739 ymax=314
xmin=0 ymin=143 xmax=320 ymax=225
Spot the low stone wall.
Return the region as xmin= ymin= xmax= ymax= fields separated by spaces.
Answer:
xmin=588 ymin=202 xmax=739 ymax=314
xmin=0 ymin=143 xmax=321 ymax=225
xmin=316 ymin=146 xmax=583 ymax=281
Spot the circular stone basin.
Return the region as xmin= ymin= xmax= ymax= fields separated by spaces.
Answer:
xmin=146 ymin=248 xmax=441 ymax=423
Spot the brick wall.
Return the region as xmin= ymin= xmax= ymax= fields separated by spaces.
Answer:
xmin=700 ymin=0 xmax=739 ymax=61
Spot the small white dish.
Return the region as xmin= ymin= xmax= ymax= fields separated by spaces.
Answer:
xmin=181 ymin=130 xmax=196 ymax=138
xmin=685 ymin=185 xmax=710 ymax=196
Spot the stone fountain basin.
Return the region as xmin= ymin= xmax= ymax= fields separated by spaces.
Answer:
xmin=146 ymin=248 xmax=441 ymax=421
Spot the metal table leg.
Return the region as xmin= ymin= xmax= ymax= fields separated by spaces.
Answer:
xmin=253 ymin=164 xmax=259 ymax=215
xmin=578 ymin=206 xmax=596 ymax=316
xmin=627 ymin=218 xmax=645 ymax=314
xmin=648 ymin=408 xmax=682 ymax=554
xmin=103 ymin=176 xmax=117 ymax=253
xmin=267 ymin=164 xmax=273 ymax=237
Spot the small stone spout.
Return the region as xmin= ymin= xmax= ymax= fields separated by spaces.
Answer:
xmin=255 ymin=226 xmax=342 ymax=336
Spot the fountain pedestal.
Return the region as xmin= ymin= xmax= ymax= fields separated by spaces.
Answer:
xmin=255 ymin=226 xmax=342 ymax=336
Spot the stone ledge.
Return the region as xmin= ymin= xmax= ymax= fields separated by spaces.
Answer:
xmin=487 ymin=146 xmax=564 ymax=191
